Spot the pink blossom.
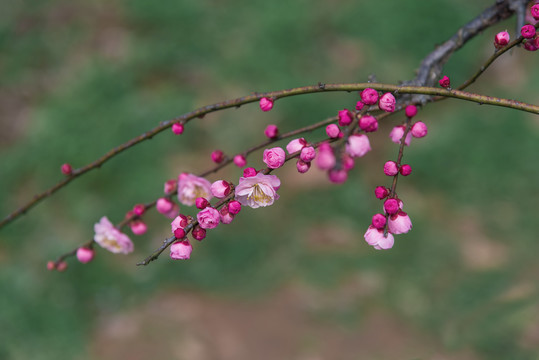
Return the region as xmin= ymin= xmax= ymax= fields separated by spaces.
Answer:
xmin=195 ymin=197 xmax=210 ymax=209
xmin=355 ymin=101 xmax=365 ymax=110
xmin=494 ymin=31 xmax=510 ymax=49
xmin=326 ymin=124 xmax=340 ymax=138
xmin=243 ymin=167 xmax=257 ymax=177
xmin=378 ymin=93 xmax=396 ymax=113
xmin=171 ymin=214 xmax=189 ymax=233
xmin=405 ymin=105 xmax=418 ymax=118
xmin=338 ymin=109 xmax=353 ymax=126
xmin=361 ymin=88 xmax=379 ymax=105
xmin=264 ymin=124 xmax=279 ymax=139
xmin=384 ymin=161 xmax=399 ymax=176
xmin=211 ymin=180 xmax=232 ymax=198
xmin=156 ymin=198 xmax=174 ymax=214
xmin=399 ymin=164 xmax=412 ymax=176
xmin=384 ymin=198 xmax=399 ymax=215
xmin=388 ymin=211 xmax=412 ymax=234
xmin=300 ymin=146 xmax=316 ymax=162
xmin=170 ymin=240 xmax=192 ymax=260
xmin=56 ymin=261 xmax=68 ymax=271
xmin=233 ymin=154 xmax=247 ymax=167
xmin=375 ymin=186 xmax=389 ymax=199
xmin=219 ymin=206 xmax=234 ymax=224
xmin=328 ymin=169 xmax=348 ymax=184
xmin=174 ymin=228 xmax=186 ymax=239
xmin=197 ymin=207 xmax=221 ymax=229
xmin=532 ymin=4 xmax=539 ymax=20
xmin=389 ymin=125 xmax=412 ymax=146
xmin=315 ymin=143 xmax=336 ymax=170
xmin=235 ymin=172 xmax=280 ymax=209
xmin=164 ymin=203 xmax=179 ymax=219
xmin=346 ymin=134 xmax=371 ymax=158
xmin=342 ymin=154 xmax=354 ymax=170
xmin=228 ymin=200 xmax=242 ymax=215
xmin=521 ymin=24 xmax=536 ymax=39
xmin=259 ymin=97 xmax=274 ymax=112
xmin=439 ymin=75 xmax=451 ymax=88
xmin=371 ymin=213 xmax=387 ymax=230
xmin=192 ymin=225 xmax=207 ymax=241
xmin=177 ymin=173 xmax=212 ymax=206
xmin=411 ymin=122 xmax=428 ymax=138
xmin=61 ymin=163 xmax=72 ymax=175
xmin=133 ymin=204 xmax=145 ymax=216
xmin=130 ymin=220 xmax=147 ymax=235
xmin=211 ymin=150 xmax=224 ymax=163
xmin=286 ymin=138 xmax=307 ymax=154
xmin=76 ymin=247 xmax=95 ymax=264
xmin=358 ymin=115 xmax=378 ymax=132
xmin=172 ymin=122 xmax=184 ymax=135
xmin=263 ymin=147 xmax=286 ymax=169
xmin=523 ymin=39 xmax=539 ymax=51
xmin=364 ymin=226 xmax=395 ymax=250
xmin=164 ymin=179 xmax=177 ymax=195
xmin=94 ymin=216 xmax=134 ymax=254
xmin=296 ymin=159 xmax=311 ymax=173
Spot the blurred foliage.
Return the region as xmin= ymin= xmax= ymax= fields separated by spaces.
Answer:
xmin=1 ymin=0 xmax=539 ymax=359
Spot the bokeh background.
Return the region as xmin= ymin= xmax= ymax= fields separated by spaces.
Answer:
xmin=1 ymin=0 xmax=539 ymax=359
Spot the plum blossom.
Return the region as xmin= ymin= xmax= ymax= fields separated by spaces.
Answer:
xmin=177 ymin=173 xmax=212 ymax=206
xmin=388 ymin=211 xmax=412 ymax=234
xmin=94 ymin=216 xmax=134 ymax=254
xmin=235 ymin=172 xmax=280 ymax=209
xmin=170 ymin=240 xmax=192 ymax=260
xmin=197 ymin=207 xmax=221 ymax=229
xmin=364 ymin=226 xmax=395 ymax=250
xmin=263 ymin=147 xmax=286 ymax=169
xmin=346 ymin=134 xmax=371 ymax=158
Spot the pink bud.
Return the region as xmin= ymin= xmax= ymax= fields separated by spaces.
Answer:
xmin=346 ymin=134 xmax=371 ymax=158
xmin=47 ymin=261 xmax=56 ymax=271
xmin=328 ymin=169 xmax=348 ymax=184
xmin=192 ymin=225 xmax=206 ymax=241
xmin=389 ymin=125 xmax=412 ymax=146
xmin=164 ymin=179 xmax=177 ymax=195
xmin=411 ymin=121 xmax=428 ymax=138
xmin=360 ymin=88 xmax=379 ymax=105
xmin=76 ymin=247 xmax=95 ymax=264
xmin=165 ymin=203 xmax=179 ymax=219
xmin=364 ymin=226 xmax=395 ymax=250
xmin=494 ymin=31 xmax=510 ymax=49
xmin=195 ymin=197 xmax=210 ymax=209
xmin=264 ymin=124 xmax=279 ymax=139
xmin=338 ymin=109 xmax=354 ymax=126
xmin=171 ymin=215 xmax=189 ymax=234
xmin=315 ymin=143 xmax=336 ymax=170
xmin=197 ymin=207 xmax=220 ymax=229
xmin=211 ymin=180 xmax=232 ymax=198
xmin=300 ymin=146 xmax=316 ymax=162
xmin=388 ymin=210 xmax=412 ymax=234
xmin=211 ymin=150 xmax=224 ymax=163
xmin=342 ymin=154 xmax=354 ymax=171
xmin=259 ymin=97 xmax=274 ymax=112
xmin=61 ymin=163 xmax=72 ymax=175
xmin=523 ymin=39 xmax=539 ymax=51
xmin=399 ymin=164 xmax=412 ymax=176
xmin=133 ymin=204 xmax=145 ymax=216
xmin=521 ymin=24 xmax=536 ymax=39
xmin=263 ymin=147 xmax=286 ymax=169
xmin=372 ymin=213 xmax=387 ymax=230
xmin=228 ymin=200 xmax=242 ymax=215
xmin=286 ymin=138 xmax=307 ymax=154
xmin=156 ymin=198 xmax=174 ymax=214
xmin=384 ymin=198 xmax=399 ymax=215
xmin=233 ymin=154 xmax=247 ymax=167
xmin=219 ymin=206 xmax=234 ymax=224
xmin=378 ymin=93 xmax=396 ymax=113
xmin=438 ymin=75 xmax=451 ymax=88
xmin=296 ymin=159 xmax=311 ymax=173
xmin=532 ymin=4 xmax=539 ymax=20
xmin=375 ymin=186 xmax=389 ymax=199
xmin=130 ymin=220 xmax=147 ymax=235
xmin=170 ymin=240 xmax=192 ymax=260
xmin=174 ymin=228 xmax=186 ymax=239
xmin=56 ymin=261 xmax=68 ymax=272
xmin=405 ymin=105 xmax=418 ymax=118
xmin=383 ymin=161 xmax=399 ymax=176
xmin=355 ymin=101 xmax=365 ymax=110
xmin=172 ymin=122 xmax=184 ymax=135
xmin=358 ymin=115 xmax=378 ymax=132
xmin=326 ymin=124 xmax=340 ymax=138
xmin=243 ymin=167 xmax=257 ymax=177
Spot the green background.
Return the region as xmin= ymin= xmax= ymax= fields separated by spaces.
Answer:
xmin=1 ymin=0 xmax=539 ymax=359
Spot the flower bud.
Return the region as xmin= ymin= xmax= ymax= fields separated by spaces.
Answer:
xmin=170 ymin=240 xmax=192 ymax=260
xmin=47 ymin=261 xmax=56 ymax=271
xmin=156 ymin=198 xmax=174 ymax=214
xmin=399 ymin=164 xmax=412 ymax=176
xmin=389 ymin=125 xmax=412 ymax=146
xmin=219 ymin=206 xmax=234 ymax=224
xmin=383 ymin=161 xmax=399 ymax=176
xmin=171 ymin=214 xmax=189 ymax=232
xmin=521 ymin=24 xmax=536 ymax=39
xmin=494 ymin=31 xmax=510 ymax=49
xmin=197 ymin=207 xmax=220 ymax=229
xmin=383 ymin=198 xmax=399 ymax=215
xmin=164 ymin=203 xmax=179 ymax=219
xmin=228 ymin=200 xmax=242 ymax=215
xmin=286 ymin=138 xmax=307 ymax=154
xmin=259 ymin=97 xmax=274 ymax=111
xmin=133 ymin=204 xmax=145 ymax=216
xmin=346 ymin=134 xmax=371 ymax=158
xmin=523 ymin=39 xmax=539 ymax=51
xmin=296 ymin=159 xmax=311 ymax=173
xmin=372 ymin=213 xmax=387 ymax=230
xmin=233 ymin=154 xmax=247 ymax=167
xmin=130 ymin=220 xmax=147 ymax=235
xmin=338 ymin=109 xmax=353 ymax=126
xmin=315 ymin=143 xmax=336 ymax=170
xmin=300 ymin=146 xmax=316 ymax=162
xmin=358 ymin=115 xmax=378 ymax=132
xmin=411 ymin=122 xmax=428 ymax=138
xmin=210 ymin=180 xmax=232 ymax=198
xmin=61 ymin=163 xmax=72 ymax=175
xmin=195 ymin=197 xmax=210 ymax=209
xmin=164 ymin=179 xmax=177 ymax=195
xmin=438 ymin=75 xmax=451 ymax=88
xmin=326 ymin=124 xmax=340 ymax=138
xmin=211 ymin=150 xmax=224 ymax=163
xmin=192 ymin=225 xmax=207 ymax=241
xmin=264 ymin=124 xmax=279 ymax=139
xmin=532 ymin=4 xmax=539 ymax=20
xmin=355 ymin=101 xmax=365 ymax=110
xmin=174 ymin=228 xmax=186 ymax=239
xmin=374 ymin=186 xmax=389 ymax=199
xmin=56 ymin=261 xmax=68 ymax=272
xmin=388 ymin=210 xmax=412 ymax=234
xmin=172 ymin=122 xmax=184 ymax=135
xmin=342 ymin=154 xmax=354 ymax=171
xmin=360 ymin=88 xmax=379 ymax=105
xmin=77 ymin=247 xmax=95 ymax=264
xmin=328 ymin=169 xmax=348 ymax=184
xmin=378 ymin=93 xmax=396 ymax=113
xmin=405 ymin=105 xmax=418 ymax=118
xmin=263 ymin=147 xmax=286 ymax=169
xmin=243 ymin=167 xmax=257 ymax=177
